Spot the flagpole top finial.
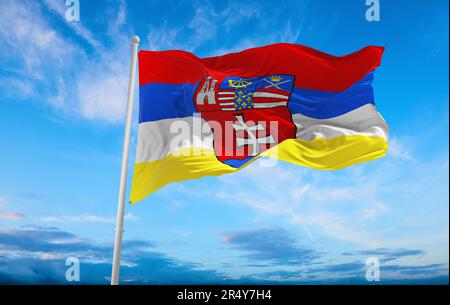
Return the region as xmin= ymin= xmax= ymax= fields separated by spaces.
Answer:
xmin=131 ymin=35 xmax=140 ymax=45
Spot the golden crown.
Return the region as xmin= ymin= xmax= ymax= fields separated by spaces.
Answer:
xmin=269 ymin=75 xmax=282 ymax=82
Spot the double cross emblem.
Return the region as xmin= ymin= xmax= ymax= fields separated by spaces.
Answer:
xmin=232 ymin=115 xmax=275 ymax=156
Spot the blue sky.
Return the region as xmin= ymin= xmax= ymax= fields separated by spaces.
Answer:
xmin=0 ymin=0 xmax=448 ymax=284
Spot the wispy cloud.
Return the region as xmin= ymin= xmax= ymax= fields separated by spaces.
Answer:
xmin=0 ymin=0 xmax=80 ymax=86
xmin=342 ymin=248 xmax=426 ymax=263
xmin=75 ymin=53 xmax=130 ymax=122
xmin=42 ymin=0 xmax=102 ymax=49
xmin=39 ymin=213 xmax=138 ymax=224
xmin=145 ymin=1 xmax=267 ymax=55
xmin=388 ymin=138 xmax=416 ymax=162
xmin=106 ymin=0 xmax=127 ymax=39
xmin=0 ymin=0 xmax=133 ymax=123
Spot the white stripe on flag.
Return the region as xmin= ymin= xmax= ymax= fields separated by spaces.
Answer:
xmin=135 ymin=104 xmax=388 ymax=163
xmin=253 ymin=92 xmax=289 ymax=99
xmin=253 ymin=102 xmax=287 ymax=108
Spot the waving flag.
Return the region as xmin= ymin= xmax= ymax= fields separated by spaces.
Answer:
xmin=130 ymin=43 xmax=388 ymax=203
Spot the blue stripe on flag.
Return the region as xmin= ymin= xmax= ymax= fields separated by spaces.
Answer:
xmin=138 ymin=73 xmax=375 ymax=123
xmin=288 ymin=72 xmax=375 ymax=119
xmin=139 ymin=83 xmax=199 ymax=123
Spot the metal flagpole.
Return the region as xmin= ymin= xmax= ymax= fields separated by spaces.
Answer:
xmin=111 ymin=35 xmax=140 ymax=285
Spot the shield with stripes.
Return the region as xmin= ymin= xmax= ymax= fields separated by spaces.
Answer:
xmin=194 ymin=74 xmax=297 ymax=168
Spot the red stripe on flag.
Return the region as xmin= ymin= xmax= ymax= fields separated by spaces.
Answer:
xmin=139 ymin=43 xmax=384 ymax=92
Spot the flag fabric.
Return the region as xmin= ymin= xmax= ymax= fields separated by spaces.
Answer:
xmin=130 ymin=43 xmax=388 ymax=203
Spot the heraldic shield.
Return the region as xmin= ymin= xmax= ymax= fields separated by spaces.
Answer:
xmin=194 ymin=74 xmax=297 ymax=167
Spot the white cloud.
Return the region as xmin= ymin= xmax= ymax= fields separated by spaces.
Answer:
xmin=42 ymin=0 xmax=102 ymax=49
xmin=107 ymin=0 xmax=127 ymax=38
xmin=145 ymin=1 xmax=265 ymax=54
xmin=76 ymin=53 xmax=130 ymax=122
xmin=221 ymin=3 xmax=263 ymax=28
xmin=0 ymin=0 xmax=80 ymax=79
xmin=147 ymin=26 xmax=183 ymax=51
xmin=290 ymin=212 xmax=375 ymax=246
xmin=292 ymin=185 xmax=311 ymax=200
xmin=388 ymin=138 xmax=416 ymax=162
xmin=188 ymin=5 xmax=218 ymax=45
xmin=145 ymin=3 xmax=219 ymax=52
xmin=55 ymin=1 xmax=134 ymax=123
xmin=40 ymin=252 xmax=64 ymax=260
xmin=0 ymin=0 xmax=138 ymax=123
xmin=40 ymin=212 xmax=138 ymax=224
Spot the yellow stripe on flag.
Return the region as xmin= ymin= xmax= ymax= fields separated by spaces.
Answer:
xmin=130 ymin=135 xmax=388 ymax=203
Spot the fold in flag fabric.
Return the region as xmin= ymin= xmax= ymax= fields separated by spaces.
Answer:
xmin=130 ymin=43 xmax=388 ymax=203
